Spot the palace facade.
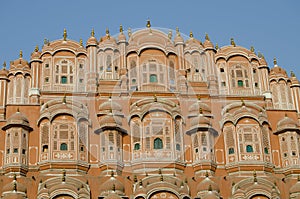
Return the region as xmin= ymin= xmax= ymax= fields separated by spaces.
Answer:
xmin=0 ymin=21 xmax=300 ymax=199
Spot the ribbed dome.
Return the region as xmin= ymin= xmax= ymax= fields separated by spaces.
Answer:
xmin=30 ymin=46 xmax=41 ymax=60
xmin=0 ymin=68 xmax=8 ymax=77
xmin=277 ymin=116 xmax=298 ymax=131
xmin=189 ymin=101 xmax=211 ymax=113
xmin=2 ymin=111 xmax=31 ymax=131
xmin=190 ymin=115 xmax=211 ymax=127
xmin=174 ymin=32 xmax=184 ymax=44
xmin=197 ymin=177 xmax=219 ymax=193
xmin=99 ymin=114 xmax=122 ymax=126
xmin=203 ymin=192 xmax=219 ymax=199
xmin=99 ymin=100 xmax=122 ymax=112
xmin=99 ymin=176 xmax=125 ymax=196
xmin=290 ymin=181 xmax=300 ymax=194
xmin=118 ymin=32 xmax=126 ymax=42
xmin=87 ymin=36 xmax=98 ymax=46
xmin=270 ymin=66 xmax=288 ymax=77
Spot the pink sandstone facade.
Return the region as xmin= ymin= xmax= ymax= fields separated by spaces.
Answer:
xmin=0 ymin=21 xmax=300 ymax=198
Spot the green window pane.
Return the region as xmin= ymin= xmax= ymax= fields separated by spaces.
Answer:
xmin=150 ymin=74 xmax=158 ymax=83
xmin=237 ymin=80 xmax=243 ymax=87
xmin=154 ymin=138 xmax=163 ymax=149
xmin=60 ymin=143 xmax=68 ymax=151
xmin=134 ymin=143 xmax=140 ymax=150
xmin=61 ymin=76 xmax=67 ymax=84
xmin=246 ymin=145 xmax=253 ymax=152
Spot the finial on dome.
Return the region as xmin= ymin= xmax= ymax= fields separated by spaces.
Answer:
xmin=273 ymin=57 xmax=277 ymax=66
xmin=79 ymin=38 xmax=83 ymax=46
xmin=230 ymin=38 xmax=236 ymax=47
xmin=63 ymin=28 xmax=67 ymax=41
xmin=168 ymin=30 xmax=172 ymax=39
xmin=215 ymin=43 xmax=219 ymax=50
xmin=146 ymin=19 xmax=151 ymax=28
xmin=128 ymin=28 xmax=132 ymax=37
xmin=3 ymin=61 xmax=6 ymax=69
xmin=250 ymin=46 xmax=255 ymax=52
xmin=35 ymin=45 xmax=39 ymax=52
xmin=111 ymin=170 xmax=114 ymax=177
xmin=17 ymin=107 xmax=20 ymax=112
xmin=199 ymin=107 xmax=203 ymax=114
xmin=241 ymin=98 xmax=245 ymax=106
xmin=112 ymin=183 xmax=116 ymax=191
xmin=119 ymin=24 xmax=123 ymax=33
xmin=106 ymin=28 xmax=110 ymax=35
xmin=176 ymin=27 xmax=180 ymax=36
xmin=189 ymin=31 xmax=193 ymax=38
xmin=91 ymin=28 xmax=95 ymax=37
xmin=160 ymin=175 xmax=164 ymax=181
xmin=13 ymin=173 xmax=17 ymax=180
xmin=205 ymin=33 xmax=210 ymax=41
xmin=291 ymin=70 xmax=296 ymax=77
xmin=154 ymin=94 xmax=157 ymax=102
xmin=13 ymin=181 xmax=17 ymax=191
xmin=19 ymin=50 xmax=23 ymax=58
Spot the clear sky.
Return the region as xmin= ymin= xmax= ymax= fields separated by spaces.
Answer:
xmin=0 ymin=0 xmax=299 ymax=77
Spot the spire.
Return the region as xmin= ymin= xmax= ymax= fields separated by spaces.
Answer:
xmin=205 ymin=33 xmax=210 ymax=41
xmin=119 ymin=24 xmax=123 ymax=33
xmin=189 ymin=31 xmax=193 ymax=38
xmin=63 ymin=28 xmax=67 ymax=41
xmin=79 ymin=38 xmax=83 ymax=46
xmin=273 ymin=57 xmax=277 ymax=66
xmin=176 ymin=27 xmax=180 ymax=36
xmin=230 ymin=38 xmax=236 ymax=47
xmin=106 ymin=28 xmax=110 ymax=35
xmin=168 ymin=30 xmax=172 ymax=39
xmin=250 ymin=46 xmax=255 ymax=52
xmin=128 ymin=27 xmax=132 ymax=37
xmin=35 ymin=45 xmax=39 ymax=52
xmin=19 ymin=50 xmax=23 ymax=58
xmin=146 ymin=19 xmax=151 ymax=28
xmin=91 ymin=28 xmax=95 ymax=37
xmin=215 ymin=43 xmax=219 ymax=50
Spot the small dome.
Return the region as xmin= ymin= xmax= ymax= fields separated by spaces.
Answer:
xmin=30 ymin=46 xmax=41 ymax=60
xmin=87 ymin=36 xmax=98 ymax=46
xmin=174 ymin=32 xmax=184 ymax=44
xmin=259 ymin=57 xmax=267 ymax=66
xmin=197 ymin=177 xmax=219 ymax=193
xmin=99 ymin=114 xmax=122 ymax=127
xmin=99 ymin=100 xmax=122 ymax=112
xmin=203 ymin=192 xmax=219 ymax=199
xmin=99 ymin=176 xmax=125 ymax=196
xmin=203 ymin=40 xmax=214 ymax=49
xmin=190 ymin=115 xmax=211 ymax=127
xmin=0 ymin=68 xmax=8 ymax=77
xmin=290 ymin=181 xmax=300 ymax=194
xmin=270 ymin=66 xmax=288 ymax=78
xmin=189 ymin=101 xmax=211 ymax=113
xmin=2 ymin=111 xmax=32 ymax=130
xmin=277 ymin=116 xmax=298 ymax=131
xmin=118 ymin=33 xmax=126 ymax=42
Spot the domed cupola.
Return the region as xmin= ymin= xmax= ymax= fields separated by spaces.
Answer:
xmin=0 ymin=62 xmax=9 ymax=78
xmin=196 ymin=173 xmax=220 ymax=198
xmin=99 ymin=28 xmax=117 ymax=44
xmin=174 ymin=27 xmax=184 ymax=44
xmin=30 ymin=45 xmax=41 ymax=60
xmin=9 ymin=50 xmax=31 ymax=72
xmin=203 ymin=33 xmax=214 ymax=49
xmin=97 ymin=97 xmax=124 ymax=130
xmin=2 ymin=109 xmax=32 ymax=130
xmin=117 ymin=24 xmax=126 ymax=42
xmin=275 ymin=114 xmax=299 ymax=134
xmin=290 ymin=176 xmax=300 ymax=198
xmin=186 ymin=98 xmax=214 ymax=134
xmin=99 ymin=172 xmax=125 ymax=198
xmin=86 ymin=28 xmax=98 ymax=46
xmin=270 ymin=58 xmax=288 ymax=79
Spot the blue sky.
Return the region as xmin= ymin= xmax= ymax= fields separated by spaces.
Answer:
xmin=0 ymin=0 xmax=299 ymax=77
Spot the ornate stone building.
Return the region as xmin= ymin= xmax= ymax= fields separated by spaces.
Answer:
xmin=0 ymin=20 xmax=300 ymax=198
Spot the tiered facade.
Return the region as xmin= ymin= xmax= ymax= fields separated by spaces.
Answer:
xmin=0 ymin=21 xmax=300 ymax=199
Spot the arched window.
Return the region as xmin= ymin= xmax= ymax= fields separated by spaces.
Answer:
xmin=42 ymin=145 xmax=48 ymax=152
xmin=154 ymin=138 xmax=163 ymax=149
xmin=246 ymin=145 xmax=253 ymax=152
xmin=237 ymin=80 xmax=244 ymax=87
xmin=150 ymin=74 xmax=158 ymax=83
xmin=229 ymin=147 xmax=234 ymax=154
xmin=134 ymin=143 xmax=140 ymax=150
xmin=61 ymin=76 xmax=67 ymax=84
xmin=106 ymin=55 xmax=112 ymax=71
xmin=60 ymin=143 xmax=68 ymax=151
